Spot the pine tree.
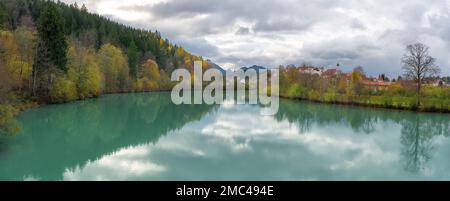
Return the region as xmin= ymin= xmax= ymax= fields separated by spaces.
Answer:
xmin=32 ymin=2 xmax=68 ymax=97
xmin=0 ymin=1 xmax=6 ymax=29
xmin=36 ymin=2 xmax=67 ymax=72
xmin=127 ymin=40 xmax=139 ymax=79
xmin=81 ymin=4 xmax=88 ymax=13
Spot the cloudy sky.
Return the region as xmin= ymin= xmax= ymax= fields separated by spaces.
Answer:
xmin=61 ymin=0 xmax=450 ymax=76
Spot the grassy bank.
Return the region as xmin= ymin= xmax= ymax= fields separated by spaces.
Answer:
xmin=280 ymin=94 xmax=450 ymax=113
xmin=280 ymin=81 xmax=450 ymax=113
xmin=2 ymin=85 xmax=449 ymax=137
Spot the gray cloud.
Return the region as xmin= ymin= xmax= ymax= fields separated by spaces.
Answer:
xmin=62 ymin=0 xmax=450 ymax=76
xmin=253 ymin=17 xmax=312 ymax=33
xmin=350 ymin=19 xmax=366 ymax=30
xmin=174 ymin=37 xmax=220 ymax=58
xmin=235 ymin=26 xmax=251 ymax=35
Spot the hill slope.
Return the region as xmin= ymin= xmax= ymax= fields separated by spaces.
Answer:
xmin=0 ymin=0 xmax=210 ymax=135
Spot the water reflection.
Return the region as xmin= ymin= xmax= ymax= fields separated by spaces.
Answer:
xmin=0 ymin=93 xmax=449 ymax=180
xmin=277 ymin=100 xmax=450 ymax=173
xmin=0 ymin=93 xmax=215 ymax=180
xmin=400 ymin=115 xmax=450 ymax=173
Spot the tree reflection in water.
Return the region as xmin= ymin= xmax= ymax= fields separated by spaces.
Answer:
xmin=401 ymin=114 xmax=450 ymax=172
xmin=0 ymin=94 xmax=449 ymax=180
xmin=276 ymin=99 xmax=450 ymax=173
xmin=0 ymin=92 xmax=217 ymax=180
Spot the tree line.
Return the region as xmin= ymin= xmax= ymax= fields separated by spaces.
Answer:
xmin=278 ymin=43 xmax=449 ymax=112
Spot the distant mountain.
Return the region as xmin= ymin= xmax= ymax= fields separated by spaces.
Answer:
xmin=207 ymin=60 xmax=226 ymax=74
xmin=240 ymin=65 xmax=267 ymax=72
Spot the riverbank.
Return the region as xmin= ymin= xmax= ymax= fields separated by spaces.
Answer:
xmin=279 ymin=90 xmax=450 ymax=113
xmin=0 ymin=89 xmax=174 ymax=136
xmin=280 ymin=95 xmax=450 ymax=114
xmin=0 ymin=101 xmax=38 ymax=136
xmin=2 ymin=89 xmax=449 ymax=137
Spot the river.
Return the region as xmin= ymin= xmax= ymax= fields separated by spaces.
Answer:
xmin=0 ymin=92 xmax=449 ymax=180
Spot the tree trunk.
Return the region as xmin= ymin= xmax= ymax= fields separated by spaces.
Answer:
xmin=417 ymin=80 xmax=421 ymax=108
xmin=31 ymin=67 xmax=37 ymax=97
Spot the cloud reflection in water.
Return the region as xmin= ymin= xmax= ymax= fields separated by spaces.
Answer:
xmin=61 ymin=101 xmax=450 ymax=181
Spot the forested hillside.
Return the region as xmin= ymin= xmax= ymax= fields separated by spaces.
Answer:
xmin=0 ymin=0 xmax=209 ymax=135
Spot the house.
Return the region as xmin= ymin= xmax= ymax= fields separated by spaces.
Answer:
xmin=298 ymin=66 xmax=324 ymax=75
xmin=362 ymin=80 xmax=392 ymax=91
xmin=322 ymin=68 xmax=341 ymax=78
xmin=433 ymin=80 xmax=448 ymax=87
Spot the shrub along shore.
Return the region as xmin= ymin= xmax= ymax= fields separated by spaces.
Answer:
xmin=278 ymin=65 xmax=450 ymax=113
xmin=280 ymin=94 xmax=450 ymax=113
xmin=2 ymin=83 xmax=449 ymax=137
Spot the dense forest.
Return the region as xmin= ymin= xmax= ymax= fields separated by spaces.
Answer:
xmin=0 ymin=0 xmax=210 ymax=135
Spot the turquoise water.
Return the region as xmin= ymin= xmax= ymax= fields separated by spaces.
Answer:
xmin=0 ymin=92 xmax=449 ymax=181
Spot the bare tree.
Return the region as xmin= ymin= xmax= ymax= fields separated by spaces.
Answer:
xmin=401 ymin=43 xmax=440 ymax=106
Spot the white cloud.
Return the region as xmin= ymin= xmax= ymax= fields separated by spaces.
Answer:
xmin=62 ymin=0 xmax=450 ymax=76
xmin=63 ymin=144 xmax=166 ymax=181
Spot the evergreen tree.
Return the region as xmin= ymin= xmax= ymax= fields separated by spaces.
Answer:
xmin=127 ymin=40 xmax=139 ymax=79
xmin=32 ymin=2 xmax=68 ymax=96
xmin=96 ymin=22 xmax=106 ymax=49
xmin=0 ymin=1 xmax=7 ymax=29
xmin=81 ymin=4 xmax=88 ymax=13
xmin=36 ymin=2 xmax=67 ymax=72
